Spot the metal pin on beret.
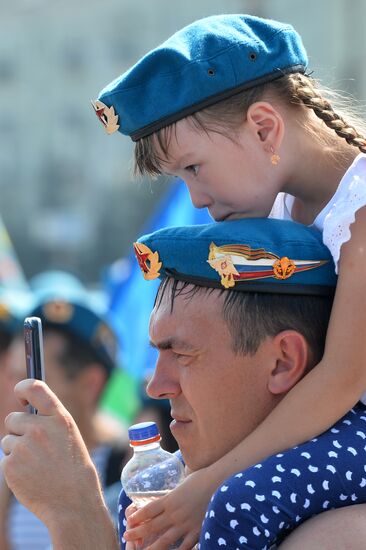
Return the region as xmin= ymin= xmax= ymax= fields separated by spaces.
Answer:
xmin=133 ymin=219 xmax=337 ymax=296
xmin=93 ymin=14 xmax=308 ymax=141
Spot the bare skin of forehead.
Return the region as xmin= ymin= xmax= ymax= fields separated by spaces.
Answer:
xmin=149 ymin=280 xmax=225 ymax=342
xmin=148 ymin=287 xmax=233 ymax=373
xmin=150 ymin=115 xmax=233 ymax=172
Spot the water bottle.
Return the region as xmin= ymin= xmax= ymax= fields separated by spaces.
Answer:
xmin=121 ymin=421 xmax=185 ymax=549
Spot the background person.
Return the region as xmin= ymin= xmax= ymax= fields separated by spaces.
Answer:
xmin=0 ymin=290 xmax=29 ymax=448
xmin=0 ymin=290 xmax=29 ymax=550
xmin=4 ymin=271 xmax=128 ymax=550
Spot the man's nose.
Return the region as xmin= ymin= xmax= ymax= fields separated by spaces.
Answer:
xmin=146 ymin=357 xmax=180 ymax=400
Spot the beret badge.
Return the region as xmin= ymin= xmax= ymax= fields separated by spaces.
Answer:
xmin=208 ymin=242 xmax=326 ymax=289
xmin=273 ymin=257 xmax=296 ymax=280
xmin=91 ymin=100 xmax=120 ymax=135
xmin=0 ymin=304 xmax=10 ymax=321
xmin=133 ymin=242 xmax=162 ymax=281
xmin=43 ymin=301 xmax=74 ymax=323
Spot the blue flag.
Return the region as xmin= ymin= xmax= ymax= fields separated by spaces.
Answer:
xmin=106 ymin=180 xmax=211 ymax=380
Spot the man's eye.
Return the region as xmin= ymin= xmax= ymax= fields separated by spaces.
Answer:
xmin=185 ymin=165 xmax=199 ymax=176
xmin=174 ymin=352 xmax=191 ymax=364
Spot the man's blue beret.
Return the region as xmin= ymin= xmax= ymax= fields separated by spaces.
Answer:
xmin=93 ymin=14 xmax=308 ymax=140
xmin=29 ymin=271 xmax=118 ymax=374
xmin=133 ymin=219 xmax=336 ymax=296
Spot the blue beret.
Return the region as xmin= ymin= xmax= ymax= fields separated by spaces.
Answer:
xmin=93 ymin=14 xmax=307 ymax=140
xmin=29 ymin=271 xmax=118 ymax=374
xmin=133 ymin=219 xmax=336 ymax=296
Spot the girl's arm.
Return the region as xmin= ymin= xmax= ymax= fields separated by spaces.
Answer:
xmin=125 ymin=206 xmax=366 ymax=550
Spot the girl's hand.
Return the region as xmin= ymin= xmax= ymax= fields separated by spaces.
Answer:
xmin=125 ymin=504 xmax=140 ymax=550
xmin=124 ymin=468 xmax=217 ymax=550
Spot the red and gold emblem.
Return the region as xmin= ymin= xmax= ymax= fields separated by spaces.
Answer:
xmin=273 ymin=257 xmax=296 ymax=280
xmin=207 ymin=253 xmax=239 ymax=289
xmin=133 ymin=242 xmax=162 ymax=281
xmin=91 ymin=100 xmax=120 ymax=135
xmin=208 ymin=242 xmax=326 ymax=288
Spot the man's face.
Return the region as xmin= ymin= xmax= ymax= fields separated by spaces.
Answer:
xmin=147 ymin=285 xmax=278 ymax=471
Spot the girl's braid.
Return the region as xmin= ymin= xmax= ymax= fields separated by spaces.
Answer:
xmin=290 ymin=73 xmax=366 ymax=154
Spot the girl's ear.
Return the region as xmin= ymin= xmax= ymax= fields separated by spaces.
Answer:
xmin=267 ymin=330 xmax=310 ymax=395
xmin=246 ymin=101 xmax=285 ymax=153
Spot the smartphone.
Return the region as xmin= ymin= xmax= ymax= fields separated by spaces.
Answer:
xmin=24 ymin=316 xmax=45 ymax=414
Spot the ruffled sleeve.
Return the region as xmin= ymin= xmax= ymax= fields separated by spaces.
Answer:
xmin=323 ymin=174 xmax=366 ymax=273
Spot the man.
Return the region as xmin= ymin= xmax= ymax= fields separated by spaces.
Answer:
xmin=121 ymin=218 xmax=366 ymax=549
xmin=1 ymin=220 xmax=366 ymax=550
xmin=2 ymin=271 xmax=127 ymax=549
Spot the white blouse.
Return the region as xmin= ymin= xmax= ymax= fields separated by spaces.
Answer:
xmin=270 ymin=153 xmax=366 ymax=404
xmin=270 ymin=153 xmax=366 ymax=273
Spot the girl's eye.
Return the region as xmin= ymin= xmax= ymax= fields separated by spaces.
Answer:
xmin=185 ymin=164 xmax=199 ymax=176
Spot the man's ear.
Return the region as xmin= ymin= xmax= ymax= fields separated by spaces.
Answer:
xmin=245 ymin=101 xmax=285 ymax=153
xmin=267 ymin=330 xmax=309 ymax=395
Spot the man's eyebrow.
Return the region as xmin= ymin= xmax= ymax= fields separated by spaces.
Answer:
xmin=149 ymin=338 xmax=196 ymax=352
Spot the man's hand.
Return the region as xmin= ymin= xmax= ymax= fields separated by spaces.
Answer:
xmin=1 ymin=379 xmax=118 ymax=550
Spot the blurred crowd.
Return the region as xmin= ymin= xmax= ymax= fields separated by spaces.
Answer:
xmin=0 ymin=265 xmax=176 ymax=549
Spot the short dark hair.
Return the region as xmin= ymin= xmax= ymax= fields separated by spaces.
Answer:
xmin=43 ymin=324 xmax=110 ymax=381
xmin=155 ymin=278 xmax=333 ymax=367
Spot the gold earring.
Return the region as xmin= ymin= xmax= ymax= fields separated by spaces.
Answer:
xmin=270 ymin=146 xmax=280 ymax=166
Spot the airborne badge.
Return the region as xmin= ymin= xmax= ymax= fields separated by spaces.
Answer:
xmin=43 ymin=301 xmax=74 ymax=323
xmin=208 ymin=242 xmax=326 ymax=288
xmin=133 ymin=242 xmax=162 ymax=280
xmin=0 ymin=304 xmax=10 ymax=321
xmin=91 ymin=100 xmax=120 ymax=134
xmin=273 ymin=257 xmax=296 ymax=280
xmin=207 ymin=254 xmax=239 ymax=289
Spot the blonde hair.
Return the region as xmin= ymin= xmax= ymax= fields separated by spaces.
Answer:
xmin=134 ymin=73 xmax=366 ymax=177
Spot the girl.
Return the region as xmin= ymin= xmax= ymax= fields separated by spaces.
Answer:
xmin=94 ymin=14 xmax=366 ymax=550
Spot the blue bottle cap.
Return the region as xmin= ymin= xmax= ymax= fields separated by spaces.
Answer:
xmin=128 ymin=421 xmax=160 ymax=444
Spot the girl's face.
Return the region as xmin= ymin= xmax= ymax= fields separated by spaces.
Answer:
xmin=160 ymin=117 xmax=284 ymax=221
